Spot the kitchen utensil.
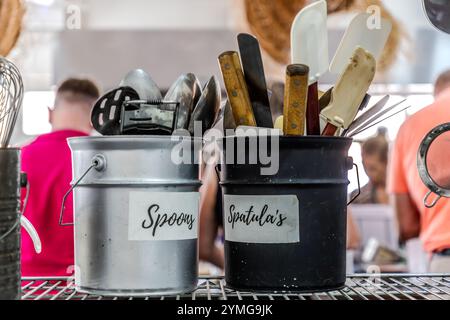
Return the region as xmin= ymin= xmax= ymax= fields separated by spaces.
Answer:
xmin=223 ymin=100 xmax=237 ymax=131
xmin=119 ymin=69 xmax=162 ymax=101
xmin=0 ymin=57 xmax=23 ymax=148
xmin=67 ymin=136 xmax=201 ymax=296
xmin=165 ymin=73 xmax=199 ymax=130
xmin=329 ymin=12 xmax=392 ymax=75
xmin=319 ymin=87 xmax=333 ymax=111
xmin=321 ymin=47 xmax=376 ymax=136
xmin=423 ymin=0 xmax=450 ymax=34
xmin=348 ymin=103 xmax=412 ymax=137
xmin=320 ymin=89 xmax=371 ymax=135
xmin=418 ymin=122 xmax=450 ymax=208
xmin=306 ymin=84 xmax=321 ymax=135
xmin=0 ymin=149 xmax=41 ymax=300
xmin=359 ymin=93 xmax=372 ymax=112
xmin=283 ymin=64 xmax=309 ymax=136
xmin=274 ymin=115 xmax=283 ymax=131
xmin=218 ymin=51 xmax=256 ymax=127
xmin=237 ymin=33 xmax=273 ymax=128
xmin=210 ymin=100 xmax=237 ymax=136
xmin=188 ymin=76 xmax=221 ymax=136
xmin=343 ymin=95 xmax=391 ymax=136
xmin=291 ymin=0 xmax=328 ymax=135
xmin=120 ymin=99 xmax=178 ymax=135
xmin=192 ymin=74 xmax=203 ymax=107
xmin=91 ymin=86 xmax=140 ymax=135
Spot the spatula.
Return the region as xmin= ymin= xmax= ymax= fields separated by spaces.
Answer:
xmin=329 ymin=12 xmax=392 ymax=76
xmin=218 ymin=51 xmax=256 ymax=127
xmin=321 ymin=47 xmax=376 ymax=136
xmin=283 ymin=64 xmax=309 ymax=136
xmin=291 ymin=0 xmax=328 ymax=135
xmin=237 ymin=33 xmax=273 ymax=128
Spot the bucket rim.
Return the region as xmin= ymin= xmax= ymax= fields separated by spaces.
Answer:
xmin=0 ymin=147 xmax=20 ymax=151
xmin=68 ymin=135 xmax=203 ymax=144
xmin=220 ymin=135 xmax=352 ymax=143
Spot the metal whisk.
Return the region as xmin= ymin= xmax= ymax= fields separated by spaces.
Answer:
xmin=0 ymin=57 xmax=23 ymax=148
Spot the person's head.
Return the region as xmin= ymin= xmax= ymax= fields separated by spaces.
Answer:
xmin=49 ymin=78 xmax=100 ymax=133
xmin=361 ymin=128 xmax=389 ymax=186
xmin=434 ymin=70 xmax=450 ymax=98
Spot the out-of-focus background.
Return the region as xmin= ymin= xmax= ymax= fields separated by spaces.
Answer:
xmin=5 ymin=0 xmax=450 ymax=273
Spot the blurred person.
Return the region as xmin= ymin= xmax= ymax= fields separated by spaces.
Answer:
xmin=389 ymin=70 xmax=450 ymax=273
xmin=347 ymin=209 xmax=361 ymax=250
xmin=21 ymin=78 xmax=100 ymax=276
xmin=351 ymin=128 xmax=389 ymax=204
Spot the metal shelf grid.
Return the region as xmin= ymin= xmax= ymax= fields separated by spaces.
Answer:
xmin=21 ymin=274 xmax=450 ymax=301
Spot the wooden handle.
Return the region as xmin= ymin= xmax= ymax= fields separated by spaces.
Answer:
xmin=283 ymin=64 xmax=309 ymax=136
xmin=218 ymin=51 xmax=256 ymax=127
xmin=322 ymin=122 xmax=338 ymax=136
xmin=306 ymin=82 xmax=320 ymax=135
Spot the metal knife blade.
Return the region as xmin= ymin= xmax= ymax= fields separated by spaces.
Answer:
xmin=344 ymin=95 xmax=390 ymax=136
xmin=346 ymin=98 xmax=408 ymax=137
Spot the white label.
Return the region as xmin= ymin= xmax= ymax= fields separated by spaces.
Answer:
xmin=128 ymin=191 xmax=199 ymax=241
xmin=223 ymin=195 xmax=300 ymax=244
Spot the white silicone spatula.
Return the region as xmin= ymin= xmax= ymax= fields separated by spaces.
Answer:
xmin=330 ymin=12 xmax=392 ymax=75
xmin=291 ymin=0 xmax=328 ymax=135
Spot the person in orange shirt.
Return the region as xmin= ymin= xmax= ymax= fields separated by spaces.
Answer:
xmin=389 ymin=70 xmax=450 ymax=273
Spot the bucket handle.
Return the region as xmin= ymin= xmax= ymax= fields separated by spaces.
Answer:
xmin=59 ymin=155 xmax=106 ymax=226
xmin=0 ymin=173 xmax=30 ymax=242
xmin=347 ymin=162 xmax=361 ymax=206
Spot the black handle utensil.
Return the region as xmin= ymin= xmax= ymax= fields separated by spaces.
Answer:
xmin=91 ymin=86 xmax=139 ymax=135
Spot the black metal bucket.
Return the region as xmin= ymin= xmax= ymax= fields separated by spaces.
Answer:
xmin=0 ymin=149 xmax=21 ymax=300
xmin=218 ymin=135 xmax=356 ymax=292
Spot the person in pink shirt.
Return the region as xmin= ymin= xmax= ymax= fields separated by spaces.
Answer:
xmin=21 ymin=78 xmax=100 ymax=276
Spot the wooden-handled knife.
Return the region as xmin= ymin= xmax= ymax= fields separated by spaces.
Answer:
xmin=321 ymin=47 xmax=376 ymax=136
xmin=283 ymin=64 xmax=309 ymax=136
xmin=218 ymin=51 xmax=257 ymax=127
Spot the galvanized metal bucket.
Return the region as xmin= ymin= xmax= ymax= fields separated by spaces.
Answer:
xmin=0 ymin=149 xmax=21 ymax=300
xmin=65 ymin=136 xmax=202 ymax=296
xmin=218 ymin=135 xmax=359 ymax=292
